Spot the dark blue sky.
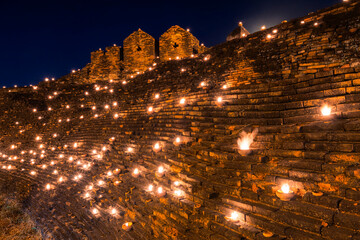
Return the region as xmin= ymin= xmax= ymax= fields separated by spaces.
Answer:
xmin=0 ymin=0 xmax=339 ymax=86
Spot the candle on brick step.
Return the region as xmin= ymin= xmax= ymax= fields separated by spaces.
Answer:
xmin=276 ymin=183 xmax=295 ymax=201
xmin=132 ymin=168 xmax=140 ymax=178
xmin=110 ymin=208 xmax=117 ymax=216
xmin=148 ymin=106 xmax=153 ymax=113
xmin=237 ymin=129 xmax=258 ymax=151
xmin=122 ymin=222 xmax=133 ymax=231
xmin=147 ymin=184 xmax=154 ymax=192
xmin=261 ymin=25 xmax=266 ymax=30
xmin=157 ymin=187 xmax=166 ymax=197
xmin=156 ymin=166 xmax=165 ymax=177
xmin=175 ymin=137 xmax=181 ymax=145
xmin=321 ymin=104 xmax=331 ymax=116
xmin=226 ymin=211 xmax=240 ymax=222
xmin=45 ymin=183 xmax=51 ymax=190
xmin=92 ymin=208 xmax=99 ymax=215
xmin=174 ymin=189 xmax=182 ymax=197
xmin=127 ymin=147 xmax=134 ymax=153
xmin=153 ymin=142 xmax=161 ymax=152
xmin=180 ymin=98 xmax=186 ymax=105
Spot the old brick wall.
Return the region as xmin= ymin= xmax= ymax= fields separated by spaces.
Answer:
xmin=0 ymin=1 xmax=360 ymax=240
xmin=123 ymin=29 xmax=155 ymax=74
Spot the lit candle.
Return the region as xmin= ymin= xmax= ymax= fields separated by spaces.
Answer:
xmin=226 ymin=211 xmax=240 ymax=222
xmin=153 ymin=142 xmax=161 ymax=152
xmin=92 ymin=208 xmax=99 ymax=215
xmin=179 ymin=98 xmax=186 ymax=105
xmin=148 ymin=106 xmax=153 ymax=113
xmin=276 ymin=183 xmax=295 ymax=201
xmin=321 ymin=104 xmax=331 ymax=116
xmin=174 ymin=189 xmax=182 ymax=197
xmin=122 ymin=222 xmax=133 ymax=231
xmin=157 ymin=187 xmax=166 ymax=197
xmin=156 ymin=166 xmax=165 ymax=177
xmin=132 ymin=168 xmax=140 ymax=177
xmin=147 ymin=184 xmax=154 ymax=192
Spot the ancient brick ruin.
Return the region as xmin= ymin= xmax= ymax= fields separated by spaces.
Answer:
xmin=77 ymin=26 xmax=206 ymax=83
xmin=1 ymin=1 xmax=360 ymax=239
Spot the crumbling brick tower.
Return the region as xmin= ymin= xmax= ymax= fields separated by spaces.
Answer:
xmin=87 ymin=46 xmax=123 ymax=82
xmin=159 ymin=25 xmax=204 ymax=61
xmin=123 ymin=29 xmax=155 ymax=73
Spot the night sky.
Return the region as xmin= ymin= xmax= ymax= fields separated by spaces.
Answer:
xmin=1 ymin=0 xmax=339 ymax=87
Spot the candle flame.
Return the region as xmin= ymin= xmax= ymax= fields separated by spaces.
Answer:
xmin=281 ymin=184 xmax=290 ymax=194
xmin=237 ymin=129 xmax=258 ymax=151
xmin=321 ymin=104 xmax=331 ymax=116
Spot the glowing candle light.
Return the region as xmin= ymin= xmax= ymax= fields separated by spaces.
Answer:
xmin=300 ymin=20 xmax=305 ymax=24
xmin=148 ymin=184 xmax=154 ymax=191
xmin=30 ymin=171 xmax=36 ymax=176
xmin=92 ymin=106 xmax=96 ymax=110
xmin=228 ymin=211 xmax=240 ymax=222
xmin=200 ymin=81 xmax=206 ymax=87
xmin=156 ymin=166 xmax=165 ymax=177
xmin=127 ymin=147 xmax=133 ymax=153
xmin=122 ymin=222 xmax=133 ymax=231
xmin=217 ymin=97 xmax=223 ymax=103
xmin=153 ymin=142 xmax=161 ymax=152
xmin=180 ymin=98 xmax=186 ymax=105
xmin=155 ymin=93 xmax=160 ymax=99
xmin=174 ymin=181 xmax=180 ymax=186
xmin=110 ymin=208 xmax=117 ymax=215
xmin=58 ymin=176 xmax=65 ymax=183
xmin=174 ymin=189 xmax=182 ymax=197
xmin=45 ymin=184 xmax=51 ymax=190
xmin=321 ymin=104 xmax=331 ymax=116
xmin=122 ymin=80 xmax=127 ymax=85
xmin=148 ymin=106 xmax=153 ymax=113
xmin=237 ymin=129 xmax=258 ymax=151
xmin=266 ymin=34 xmax=273 ymax=39
xmin=104 ymin=105 xmax=109 ymax=109
xmin=157 ymin=187 xmax=166 ymax=197
xmin=114 ymin=113 xmax=119 ymax=119
xmin=98 ymin=180 xmax=104 ymax=186
xmin=276 ymin=183 xmax=295 ymax=201
xmin=261 ymin=25 xmax=266 ymax=30
xmin=107 ymin=171 xmax=113 ymax=177
xmin=35 ymin=136 xmax=41 ymax=141
xmin=132 ymin=168 xmax=140 ymax=177
xmin=92 ymin=208 xmax=99 ymax=215
xmin=222 ymin=85 xmax=228 ymax=89
xmin=113 ymin=102 xmax=118 ymax=106
xmin=175 ymin=137 xmax=181 ymax=144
